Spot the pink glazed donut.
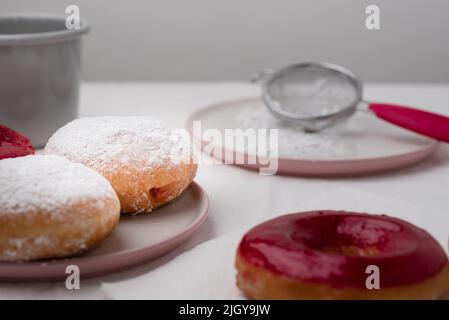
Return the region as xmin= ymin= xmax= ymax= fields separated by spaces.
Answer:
xmin=236 ymin=211 xmax=449 ymax=299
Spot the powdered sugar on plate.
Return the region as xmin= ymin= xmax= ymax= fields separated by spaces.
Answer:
xmin=44 ymin=117 xmax=193 ymax=174
xmin=0 ymin=155 xmax=117 ymax=219
xmin=236 ymin=105 xmax=356 ymax=159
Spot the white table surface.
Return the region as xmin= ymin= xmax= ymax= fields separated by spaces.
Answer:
xmin=1 ymin=82 xmax=449 ymax=299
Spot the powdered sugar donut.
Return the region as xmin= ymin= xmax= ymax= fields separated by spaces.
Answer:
xmin=0 ymin=155 xmax=120 ymax=261
xmin=44 ymin=117 xmax=197 ymax=214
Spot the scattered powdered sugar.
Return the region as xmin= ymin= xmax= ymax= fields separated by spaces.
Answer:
xmin=236 ymin=105 xmax=356 ymax=159
xmin=44 ymin=117 xmax=193 ymax=174
xmin=0 ymin=155 xmax=117 ymax=218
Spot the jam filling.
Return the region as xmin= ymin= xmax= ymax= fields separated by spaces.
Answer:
xmin=0 ymin=124 xmax=35 ymax=160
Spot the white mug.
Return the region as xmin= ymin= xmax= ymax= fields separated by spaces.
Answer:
xmin=0 ymin=14 xmax=89 ymax=147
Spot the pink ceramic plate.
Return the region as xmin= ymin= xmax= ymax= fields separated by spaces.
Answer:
xmin=0 ymin=182 xmax=209 ymax=281
xmin=187 ymin=97 xmax=438 ymax=176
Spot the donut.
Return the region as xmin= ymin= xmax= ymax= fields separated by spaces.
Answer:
xmin=44 ymin=116 xmax=197 ymax=214
xmin=0 ymin=155 xmax=120 ymax=261
xmin=236 ymin=211 xmax=449 ymax=300
xmin=0 ymin=124 xmax=35 ymax=160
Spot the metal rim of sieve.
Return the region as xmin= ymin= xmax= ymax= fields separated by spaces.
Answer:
xmin=259 ymin=62 xmax=364 ymax=131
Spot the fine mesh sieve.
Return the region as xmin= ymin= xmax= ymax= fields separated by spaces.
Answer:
xmin=255 ymin=62 xmax=449 ymax=142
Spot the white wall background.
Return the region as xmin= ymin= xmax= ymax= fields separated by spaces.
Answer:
xmin=1 ymin=0 xmax=448 ymax=82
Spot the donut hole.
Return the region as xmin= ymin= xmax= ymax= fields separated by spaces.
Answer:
xmin=302 ymin=235 xmax=383 ymax=257
xmin=318 ymin=245 xmax=381 ymax=257
xmin=291 ymin=214 xmax=403 ymax=257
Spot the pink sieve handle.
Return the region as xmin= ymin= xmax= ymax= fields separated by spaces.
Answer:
xmin=368 ymin=103 xmax=449 ymax=143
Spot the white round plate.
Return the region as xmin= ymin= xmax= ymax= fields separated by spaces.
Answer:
xmin=0 ymin=182 xmax=209 ymax=281
xmin=187 ymin=97 xmax=438 ymax=176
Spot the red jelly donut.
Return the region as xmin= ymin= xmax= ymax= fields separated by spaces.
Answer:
xmin=236 ymin=211 xmax=449 ymax=299
xmin=0 ymin=124 xmax=35 ymax=160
